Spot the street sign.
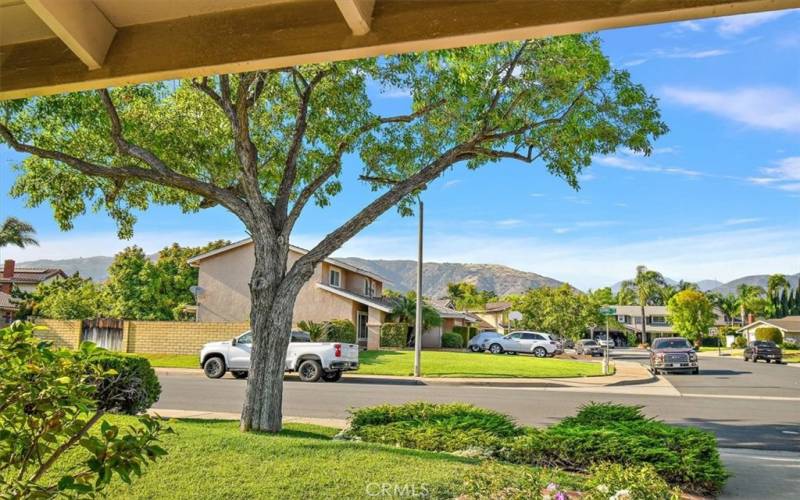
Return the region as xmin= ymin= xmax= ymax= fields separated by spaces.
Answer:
xmin=599 ymin=306 xmax=616 ymax=316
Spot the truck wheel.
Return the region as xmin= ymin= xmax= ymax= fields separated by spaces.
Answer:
xmin=203 ymin=356 xmax=226 ymax=379
xmin=322 ymin=370 xmax=343 ymax=382
xmin=533 ymin=347 xmax=547 ymax=358
xmin=231 ymin=371 xmax=248 ymax=379
xmin=298 ymin=359 xmax=322 ymax=382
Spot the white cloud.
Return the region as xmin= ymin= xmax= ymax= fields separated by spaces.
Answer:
xmin=553 ymin=228 xmax=572 ymax=234
xmin=529 ymin=193 xmax=545 ymax=198
xmin=442 ymin=179 xmax=462 ymax=189
xmin=496 ymin=219 xmax=524 ymax=228
xmin=623 ymin=58 xmax=648 ymax=67
xmin=716 ymin=11 xmax=791 ymax=36
xmin=678 ymin=20 xmax=704 ymax=32
xmin=563 ymin=196 xmax=590 ymax=205
xmin=749 ymin=157 xmax=800 ymax=192
xmin=723 ymin=217 xmax=762 ymax=226
xmin=662 ymin=86 xmax=800 ymax=133
xmin=595 ymin=155 xmax=703 ymax=177
xmin=329 ymin=227 xmax=800 ymax=290
xmin=620 ymin=47 xmax=729 ymax=67
xmin=382 ymin=87 xmax=411 ymax=98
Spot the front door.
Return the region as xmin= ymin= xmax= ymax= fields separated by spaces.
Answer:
xmin=357 ymin=311 xmax=368 ymax=349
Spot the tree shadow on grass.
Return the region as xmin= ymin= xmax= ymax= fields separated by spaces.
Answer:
xmin=294 ymin=440 xmax=480 ymax=465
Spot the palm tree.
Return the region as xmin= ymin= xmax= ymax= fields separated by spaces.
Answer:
xmin=0 ymin=217 xmax=39 ymax=248
xmin=707 ymin=292 xmax=739 ymax=326
xmin=388 ymin=292 xmax=442 ymax=346
xmin=620 ymin=265 xmax=667 ymax=344
xmin=658 ymin=284 xmax=677 ymax=305
xmin=767 ymin=274 xmax=790 ymax=298
xmin=736 ymin=284 xmax=766 ymax=323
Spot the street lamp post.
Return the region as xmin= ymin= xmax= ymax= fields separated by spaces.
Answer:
xmin=414 ymin=199 xmax=423 ymax=377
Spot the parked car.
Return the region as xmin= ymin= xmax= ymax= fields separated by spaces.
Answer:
xmin=200 ymin=330 xmax=359 ymax=382
xmin=594 ymin=333 xmax=614 ymax=348
xmin=575 ymin=339 xmax=603 ymax=356
xmin=467 ymin=330 xmax=503 ymax=352
xmin=483 ymin=331 xmax=562 ymax=357
xmin=649 ymin=337 xmax=699 ymax=374
xmin=744 ymin=340 xmax=782 ymax=363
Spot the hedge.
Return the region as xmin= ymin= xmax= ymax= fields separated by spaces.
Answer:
xmin=442 ymin=331 xmax=464 ymax=348
xmin=699 ymin=336 xmax=722 ymax=347
xmin=755 ymin=327 xmax=783 ymax=345
xmin=325 ymin=319 xmax=357 ymax=343
xmin=452 ymin=325 xmax=478 ymax=346
xmin=380 ymin=322 xmax=407 ymax=348
xmin=91 ymin=353 xmax=161 ymax=415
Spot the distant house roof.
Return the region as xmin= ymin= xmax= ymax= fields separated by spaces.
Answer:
xmin=482 ymin=301 xmax=512 ymax=313
xmin=737 ymin=316 xmax=800 ymax=334
xmin=187 ymin=238 xmax=386 ymax=282
xmin=0 ymin=268 xmax=66 ymax=285
xmin=0 ymin=291 xmax=18 ymax=310
xmin=316 ymin=283 xmax=394 ymax=313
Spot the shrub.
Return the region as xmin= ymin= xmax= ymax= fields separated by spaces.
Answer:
xmin=755 ymin=327 xmax=783 ymax=345
xmin=442 ymin=331 xmax=464 ymax=348
xmin=560 ymin=402 xmax=648 ymax=426
xmin=783 ymin=340 xmax=798 ymax=350
xmin=325 ymin=319 xmax=357 ymax=343
xmin=0 ymin=321 xmax=171 ymax=497
xmin=699 ymin=336 xmax=722 ymax=347
xmin=583 ymin=463 xmax=681 ymax=500
xmin=380 ymin=322 xmax=407 ymax=347
xmin=452 ymin=325 xmax=476 ymax=346
xmin=732 ymin=335 xmax=747 ymax=348
xmin=91 ymin=353 xmax=161 ymax=414
xmin=297 ymin=320 xmax=328 ymax=341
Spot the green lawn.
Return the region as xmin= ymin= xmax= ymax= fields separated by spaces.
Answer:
xmin=358 ymin=350 xmax=606 ymax=378
xmin=49 ymin=416 xmax=581 ymax=499
xmin=139 ymin=353 xmax=199 ymax=368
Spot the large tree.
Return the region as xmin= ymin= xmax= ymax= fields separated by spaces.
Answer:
xmin=620 ymin=266 xmax=667 ymax=343
xmin=0 ymin=216 xmax=38 ymax=248
xmin=1 ymin=36 xmax=666 ymax=432
xmin=511 ymin=284 xmax=596 ymax=340
xmin=667 ymin=289 xmax=716 ymax=344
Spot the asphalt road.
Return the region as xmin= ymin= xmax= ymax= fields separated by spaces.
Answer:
xmin=153 ymin=350 xmax=800 ymax=498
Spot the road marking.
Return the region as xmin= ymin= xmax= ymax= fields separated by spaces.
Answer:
xmin=783 ymin=430 xmax=799 ymax=435
xmin=719 ymin=452 xmax=800 ymax=462
xmin=681 ymin=393 xmax=800 ymax=402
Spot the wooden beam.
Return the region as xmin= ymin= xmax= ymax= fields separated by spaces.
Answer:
xmin=2 ymin=0 xmax=799 ymax=100
xmin=23 ymin=0 xmax=116 ymax=70
xmin=335 ymin=0 xmax=375 ymax=36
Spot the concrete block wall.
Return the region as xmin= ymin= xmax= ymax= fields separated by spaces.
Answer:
xmin=34 ymin=319 xmax=82 ymax=349
xmin=126 ymin=321 xmax=250 ymax=355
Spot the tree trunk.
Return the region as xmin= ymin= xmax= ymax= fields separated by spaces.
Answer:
xmin=239 ymin=234 xmax=310 ymax=433
xmin=640 ymin=304 xmax=648 ymax=344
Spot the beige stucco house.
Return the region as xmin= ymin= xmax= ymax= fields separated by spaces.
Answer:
xmin=187 ymin=239 xmax=393 ymax=349
xmin=609 ymin=305 xmax=728 ymax=344
xmin=737 ymin=316 xmax=800 ymax=344
xmin=471 ymin=301 xmax=514 ymax=333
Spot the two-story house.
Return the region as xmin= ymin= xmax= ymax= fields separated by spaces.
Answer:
xmin=609 ymin=305 xmax=728 ymax=344
xmin=187 ymin=239 xmax=393 ymax=349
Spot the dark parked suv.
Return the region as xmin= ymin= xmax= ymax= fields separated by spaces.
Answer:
xmin=744 ymin=340 xmax=782 ymax=363
xmin=649 ymin=337 xmax=699 ymax=374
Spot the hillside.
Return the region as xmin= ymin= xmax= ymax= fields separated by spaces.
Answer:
xmin=18 ymin=256 xmax=114 ymax=282
xmin=711 ymin=273 xmax=800 ymax=296
xmin=338 ymin=258 xmax=564 ymax=297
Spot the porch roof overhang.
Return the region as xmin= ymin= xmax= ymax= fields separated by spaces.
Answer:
xmin=316 ymin=282 xmax=393 ymax=312
xmin=2 ymin=0 xmax=799 ymax=100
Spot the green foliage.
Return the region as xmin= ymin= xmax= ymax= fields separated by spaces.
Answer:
xmin=0 ymin=216 xmax=38 ymax=248
xmin=91 ymin=353 xmax=161 ymax=414
xmin=620 ymin=266 xmax=667 ymax=308
xmin=583 ymin=463 xmax=681 ymax=500
xmin=510 ymin=283 xmax=597 ymax=339
xmin=442 ymin=331 xmax=464 ymax=348
xmin=451 ymin=325 xmax=477 ymax=345
xmin=732 ymin=335 xmax=747 ymax=349
xmin=105 ymin=241 xmax=229 ymax=320
xmin=667 ymin=289 xmax=716 ymax=342
xmin=348 ymin=402 xmax=727 ymax=496
xmin=707 ymin=292 xmax=740 ymax=326
xmin=446 ymin=282 xmax=496 ymax=310
xmin=385 ymin=290 xmax=442 ymax=330
xmin=737 ymin=284 xmax=769 ymax=319
xmin=324 ymin=319 xmax=357 ymax=343
xmin=31 ymin=273 xmax=113 ymax=320
xmin=297 ymin=320 xmax=328 ymax=341
xmin=0 ymin=321 xmax=171 ymax=497
xmin=755 ymin=327 xmax=783 ymax=345
xmin=699 ymin=336 xmax=723 ymax=347
xmin=379 ymin=322 xmax=407 ymax=348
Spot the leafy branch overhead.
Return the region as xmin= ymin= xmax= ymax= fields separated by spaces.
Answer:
xmin=1 ymin=35 xmax=666 ymax=275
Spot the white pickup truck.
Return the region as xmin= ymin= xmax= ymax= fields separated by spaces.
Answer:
xmin=199 ymin=330 xmax=359 ymax=382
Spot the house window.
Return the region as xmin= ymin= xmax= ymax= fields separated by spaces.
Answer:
xmin=617 ymin=315 xmax=627 ymax=323
xmin=364 ymin=279 xmax=373 ymax=297
xmin=329 ymin=268 xmax=341 ymax=287
xmin=651 ymin=316 xmax=667 ymax=325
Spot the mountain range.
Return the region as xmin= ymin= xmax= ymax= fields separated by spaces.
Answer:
xmin=17 ymin=255 xmax=798 ymax=298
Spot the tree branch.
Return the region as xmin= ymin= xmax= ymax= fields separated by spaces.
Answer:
xmin=28 ymin=411 xmax=104 ymax=484
xmin=275 ymin=69 xmax=331 ymax=222
xmin=482 ymin=40 xmax=530 ymax=133
xmin=191 ymin=76 xmax=236 ymax=123
xmin=0 ymin=122 xmax=248 ymax=218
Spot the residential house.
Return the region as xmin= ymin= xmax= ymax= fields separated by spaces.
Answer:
xmin=424 ymin=299 xmax=482 ymax=347
xmin=737 ymin=316 xmax=800 ymax=345
xmin=471 ymin=301 xmax=513 ymax=333
xmin=0 ymin=259 xmax=66 ymax=295
xmin=187 ymin=239 xmax=393 ymax=349
xmin=609 ymin=305 xmax=728 ymax=344
xmin=0 ymin=291 xmax=17 ymax=326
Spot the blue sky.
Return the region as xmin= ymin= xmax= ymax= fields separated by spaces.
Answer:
xmin=1 ymin=10 xmax=799 ymax=290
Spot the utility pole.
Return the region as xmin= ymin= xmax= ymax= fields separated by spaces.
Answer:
xmin=414 ymin=198 xmax=423 ymax=378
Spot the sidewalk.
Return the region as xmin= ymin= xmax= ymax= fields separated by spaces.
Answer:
xmin=155 ymin=360 xmax=655 ymax=389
